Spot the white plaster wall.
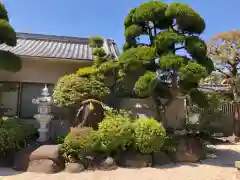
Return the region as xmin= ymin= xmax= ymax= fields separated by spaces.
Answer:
xmin=0 ymin=58 xmax=92 ymax=83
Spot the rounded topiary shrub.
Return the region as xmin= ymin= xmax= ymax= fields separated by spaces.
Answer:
xmin=53 ymin=74 xmax=109 ymax=107
xmin=91 ymin=110 xmax=133 ymax=155
xmin=60 ymin=127 xmax=95 ymax=163
xmin=64 ymin=127 xmax=95 ymax=148
xmin=133 ymin=118 xmax=166 ymax=154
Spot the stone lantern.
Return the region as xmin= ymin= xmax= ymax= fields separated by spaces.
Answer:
xmin=32 ymin=85 xmax=53 ymax=142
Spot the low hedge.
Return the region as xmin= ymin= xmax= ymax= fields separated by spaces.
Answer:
xmin=0 ymin=116 xmax=37 ymax=155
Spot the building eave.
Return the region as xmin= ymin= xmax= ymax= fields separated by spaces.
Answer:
xmin=19 ymin=55 xmax=94 ymax=64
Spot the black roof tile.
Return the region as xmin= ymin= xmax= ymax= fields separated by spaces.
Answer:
xmin=0 ymin=32 xmax=119 ymax=61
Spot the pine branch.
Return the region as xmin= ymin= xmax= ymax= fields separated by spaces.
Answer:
xmin=216 ymin=68 xmax=231 ymax=78
xmin=175 ymin=46 xmax=185 ymax=51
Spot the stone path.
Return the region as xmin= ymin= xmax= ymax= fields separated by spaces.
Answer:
xmin=0 ymin=144 xmax=240 ymax=180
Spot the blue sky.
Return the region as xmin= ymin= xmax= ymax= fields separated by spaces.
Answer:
xmin=3 ymin=0 xmax=240 ymax=51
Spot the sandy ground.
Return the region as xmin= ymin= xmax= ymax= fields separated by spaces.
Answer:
xmin=1 ymin=144 xmax=240 ymax=180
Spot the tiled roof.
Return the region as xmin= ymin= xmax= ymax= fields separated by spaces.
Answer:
xmin=0 ymin=32 xmax=119 ymax=61
xmin=159 ymin=81 xmax=231 ymax=93
xmin=199 ymin=83 xmax=231 ymax=92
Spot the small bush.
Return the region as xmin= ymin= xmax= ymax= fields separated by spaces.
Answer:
xmin=64 ymin=127 xmax=95 ymax=149
xmin=60 ymin=127 xmax=95 ymax=163
xmin=133 ymin=118 xmax=166 ymax=154
xmin=91 ymin=111 xmax=133 ymax=155
xmin=0 ymin=116 xmax=37 ymax=154
xmin=56 ymin=135 xmax=66 ymax=144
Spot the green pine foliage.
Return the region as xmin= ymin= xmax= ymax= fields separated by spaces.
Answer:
xmin=77 ymin=36 xmax=116 ymax=79
xmin=0 ymin=3 xmax=21 ymax=72
xmin=133 ymin=71 xmax=157 ymax=98
xmin=118 ymin=0 xmax=213 ymax=104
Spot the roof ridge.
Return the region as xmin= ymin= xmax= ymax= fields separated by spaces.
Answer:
xmin=16 ymin=32 xmax=116 ymax=45
xmin=16 ymin=32 xmax=91 ymax=44
xmin=0 ymin=32 xmax=119 ymax=61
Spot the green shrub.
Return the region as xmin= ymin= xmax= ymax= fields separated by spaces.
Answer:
xmin=104 ymin=108 xmax=133 ymax=119
xmin=60 ymin=127 xmax=95 ymax=163
xmin=64 ymin=127 xmax=94 ymax=149
xmin=133 ymin=118 xmax=166 ymax=154
xmin=91 ymin=111 xmax=133 ymax=155
xmin=53 ymin=74 xmax=110 ymax=107
xmin=56 ymin=135 xmax=66 ymax=144
xmin=0 ymin=116 xmax=37 ymax=154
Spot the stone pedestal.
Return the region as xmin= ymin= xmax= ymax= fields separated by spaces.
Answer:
xmin=35 ymin=115 xmax=52 ymax=142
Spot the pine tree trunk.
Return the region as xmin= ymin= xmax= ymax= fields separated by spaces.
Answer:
xmin=233 ymin=85 xmax=240 ymax=139
xmin=152 ymin=94 xmax=169 ymax=127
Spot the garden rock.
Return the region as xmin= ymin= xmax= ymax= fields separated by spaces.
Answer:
xmin=13 ymin=145 xmax=65 ymax=172
xmin=171 ymin=137 xmax=203 ymax=162
xmin=235 ymin=161 xmax=240 ymax=170
xmin=116 ymin=151 xmax=152 ymax=168
xmin=152 ymin=151 xmax=171 ymax=166
xmin=65 ymin=163 xmax=85 ymax=173
xmin=30 ymin=145 xmax=64 ymax=168
xmin=27 ymin=159 xmax=61 ymax=174
xmin=13 ymin=146 xmax=37 ymax=171
xmin=85 ymin=152 xmax=106 ymax=170
xmin=99 ymin=157 xmax=117 ymax=170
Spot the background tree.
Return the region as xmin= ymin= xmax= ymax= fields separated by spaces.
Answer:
xmin=208 ymin=30 xmax=240 ymax=138
xmin=0 ymin=3 xmax=21 ymax=114
xmin=0 ymin=3 xmax=21 ymax=72
xmin=118 ymin=0 xmax=214 ymax=125
xmin=200 ymin=72 xmax=223 ymax=86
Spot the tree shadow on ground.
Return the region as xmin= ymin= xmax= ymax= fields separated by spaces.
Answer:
xmin=154 ymin=145 xmax=240 ymax=169
xmin=200 ymin=148 xmax=240 ymax=168
xmin=154 ymin=162 xmax=199 ymax=169
xmin=0 ymin=168 xmax=23 ymax=176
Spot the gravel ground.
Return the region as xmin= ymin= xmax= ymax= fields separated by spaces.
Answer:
xmin=1 ymin=144 xmax=240 ymax=180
